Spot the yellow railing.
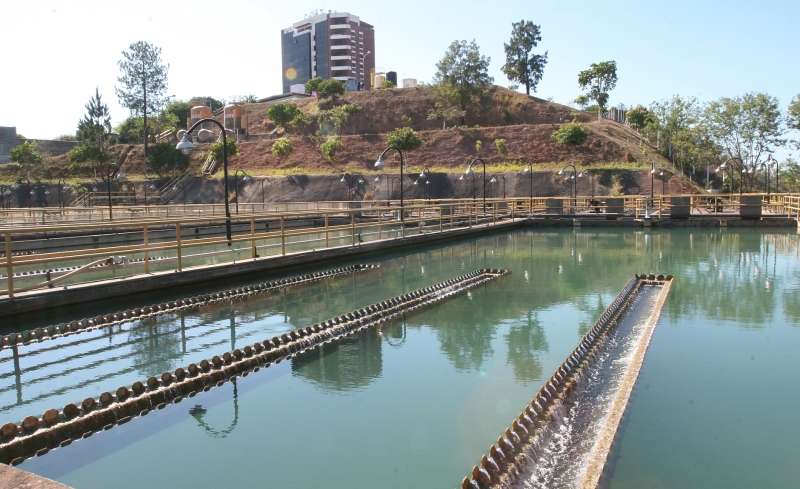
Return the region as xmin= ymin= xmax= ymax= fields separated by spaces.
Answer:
xmin=0 ymin=200 xmax=523 ymax=298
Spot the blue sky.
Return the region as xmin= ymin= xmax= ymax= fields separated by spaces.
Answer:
xmin=1 ymin=0 xmax=798 ymax=142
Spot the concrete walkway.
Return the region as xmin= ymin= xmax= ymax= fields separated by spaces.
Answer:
xmin=0 ymin=464 xmax=72 ymax=488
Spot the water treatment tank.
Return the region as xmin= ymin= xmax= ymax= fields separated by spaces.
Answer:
xmin=401 ymin=78 xmax=417 ymax=88
xmin=386 ymin=71 xmax=397 ymax=87
xmin=190 ymin=106 xmax=213 ymax=130
xmin=374 ymin=74 xmax=385 ymax=88
xmin=223 ymin=104 xmax=247 ymax=138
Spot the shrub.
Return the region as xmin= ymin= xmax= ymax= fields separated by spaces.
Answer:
xmin=386 ymin=127 xmax=422 ymax=151
xmin=551 ymin=123 xmax=590 ymax=146
xmin=320 ymin=136 xmax=343 ymax=163
xmin=272 ymin=138 xmax=294 ymax=159
xmin=208 ymin=138 xmax=239 ymax=162
xmin=148 ymin=142 xmax=191 ymax=174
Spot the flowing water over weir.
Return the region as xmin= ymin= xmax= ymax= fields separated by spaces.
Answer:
xmin=462 ymin=274 xmax=673 ymax=489
xmin=0 ymin=268 xmax=510 ymax=466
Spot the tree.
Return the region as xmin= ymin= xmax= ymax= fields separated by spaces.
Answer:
xmin=242 ymin=94 xmax=258 ymax=103
xmin=188 ymin=96 xmax=224 ymax=112
xmin=502 ymin=20 xmax=548 ymax=95
xmin=272 ymin=137 xmax=294 ymax=159
xmin=434 ymin=40 xmax=493 ymax=125
xmin=319 ymin=136 xmax=343 ymax=163
xmin=789 ymin=95 xmax=800 ymax=129
xmin=305 ymin=77 xmax=346 ymax=102
xmin=789 ymin=95 xmax=800 ymax=149
xmin=703 ymin=92 xmax=786 ymax=172
xmin=380 ymin=79 xmax=395 ymax=89
xmin=319 ymin=104 xmax=361 ymax=135
xmin=164 ymin=100 xmax=192 ymax=129
xmin=267 ymin=102 xmax=308 ymax=133
xmin=426 ymin=83 xmax=465 ymax=129
xmin=147 ymin=142 xmax=191 ymax=174
xmin=208 ymin=138 xmax=238 ymax=163
xmin=115 ymin=41 xmax=170 ymax=162
xmin=386 ymin=127 xmax=423 ymax=152
xmin=577 ymin=61 xmax=617 ymax=121
xmin=76 ymin=88 xmax=112 ymax=146
xmin=8 ymin=141 xmax=42 ymax=173
xmin=551 ymin=123 xmax=589 ymax=146
xmin=626 ymin=105 xmax=656 ymax=133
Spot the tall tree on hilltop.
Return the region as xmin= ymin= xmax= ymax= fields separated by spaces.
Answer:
xmin=502 ymin=20 xmax=548 ymax=96
xmin=434 ymin=40 xmax=493 ymax=125
xmin=76 ymin=87 xmax=112 ymax=147
xmin=577 ymin=61 xmax=617 ymax=121
xmin=116 ymin=41 xmax=169 ymax=162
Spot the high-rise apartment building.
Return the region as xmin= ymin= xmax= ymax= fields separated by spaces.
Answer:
xmin=281 ymin=11 xmax=375 ymax=94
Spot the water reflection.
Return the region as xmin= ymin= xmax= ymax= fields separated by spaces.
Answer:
xmin=505 ymin=312 xmax=549 ymax=385
xmin=189 ymin=378 xmax=239 ymax=438
xmin=291 ymin=328 xmax=383 ymax=392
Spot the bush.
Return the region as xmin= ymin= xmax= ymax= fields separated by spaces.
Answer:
xmin=320 ymin=136 xmax=343 ymax=163
xmin=495 ymin=138 xmax=507 ymax=156
xmin=386 ymin=127 xmax=423 ymax=152
xmin=208 ymin=138 xmax=239 ymax=162
xmin=272 ymin=138 xmax=294 ymax=159
xmin=267 ymin=102 xmax=307 ymax=133
xmin=148 ymin=142 xmax=191 ymax=174
xmin=551 ymin=123 xmax=590 ymax=146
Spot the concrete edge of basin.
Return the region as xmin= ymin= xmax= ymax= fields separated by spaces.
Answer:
xmin=0 ymin=463 xmax=72 ymax=488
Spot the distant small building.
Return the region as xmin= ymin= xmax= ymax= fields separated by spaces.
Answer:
xmin=281 ymin=11 xmax=375 ymax=93
xmin=0 ymin=126 xmax=77 ymax=164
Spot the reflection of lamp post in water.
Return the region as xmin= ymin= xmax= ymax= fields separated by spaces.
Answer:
xmin=189 ymin=378 xmax=239 ymax=438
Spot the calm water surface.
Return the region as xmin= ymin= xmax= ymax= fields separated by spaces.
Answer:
xmin=13 ymin=228 xmax=800 ymax=488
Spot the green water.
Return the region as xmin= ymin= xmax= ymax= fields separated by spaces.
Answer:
xmin=14 ymin=228 xmax=800 ymax=488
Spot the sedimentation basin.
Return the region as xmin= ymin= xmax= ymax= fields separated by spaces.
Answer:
xmin=2 ymin=227 xmax=799 ymax=488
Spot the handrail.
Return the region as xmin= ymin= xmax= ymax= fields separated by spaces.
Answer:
xmin=0 ymin=200 xmax=518 ymax=297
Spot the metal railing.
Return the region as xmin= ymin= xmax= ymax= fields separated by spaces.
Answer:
xmin=0 ymin=200 xmax=521 ymax=298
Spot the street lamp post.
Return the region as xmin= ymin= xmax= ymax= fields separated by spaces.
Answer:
xmin=260 ymin=177 xmax=272 ymax=204
xmin=177 ymin=118 xmax=234 ymax=244
xmin=0 ymin=185 xmax=10 ymax=209
xmin=374 ymin=172 xmax=390 ymax=204
xmin=340 ymin=173 xmax=363 ymax=201
xmin=557 ymin=164 xmax=577 ymax=212
xmin=413 ymin=167 xmax=431 ymax=201
xmin=657 ymin=168 xmax=672 ymax=195
xmin=30 ymin=184 xmax=50 ymax=208
xmin=523 ymin=163 xmax=533 ymax=214
xmin=458 ymin=171 xmax=476 ymax=200
xmin=375 ymin=146 xmax=406 ymax=222
xmin=143 ymin=170 xmax=156 ymax=206
xmin=489 ymin=173 xmax=506 ymax=199
xmin=578 ymin=170 xmax=596 ymax=199
xmin=172 ymin=180 xmax=188 ymax=205
xmin=464 ymin=158 xmax=486 ymax=209
xmin=57 ymin=178 xmax=69 ymax=209
xmin=12 ymin=177 xmax=31 ymax=209
xmin=233 ymin=170 xmax=251 ymax=214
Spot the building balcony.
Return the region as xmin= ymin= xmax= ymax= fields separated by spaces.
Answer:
xmin=331 ymin=55 xmax=351 ymax=61
xmin=330 ymin=34 xmax=350 ymax=40
xmin=330 ymin=24 xmax=350 ymax=29
xmin=331 ymin=66 xmax=352 ymax=71
xmin=330 ymin=45 xmax=350 ymax=50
